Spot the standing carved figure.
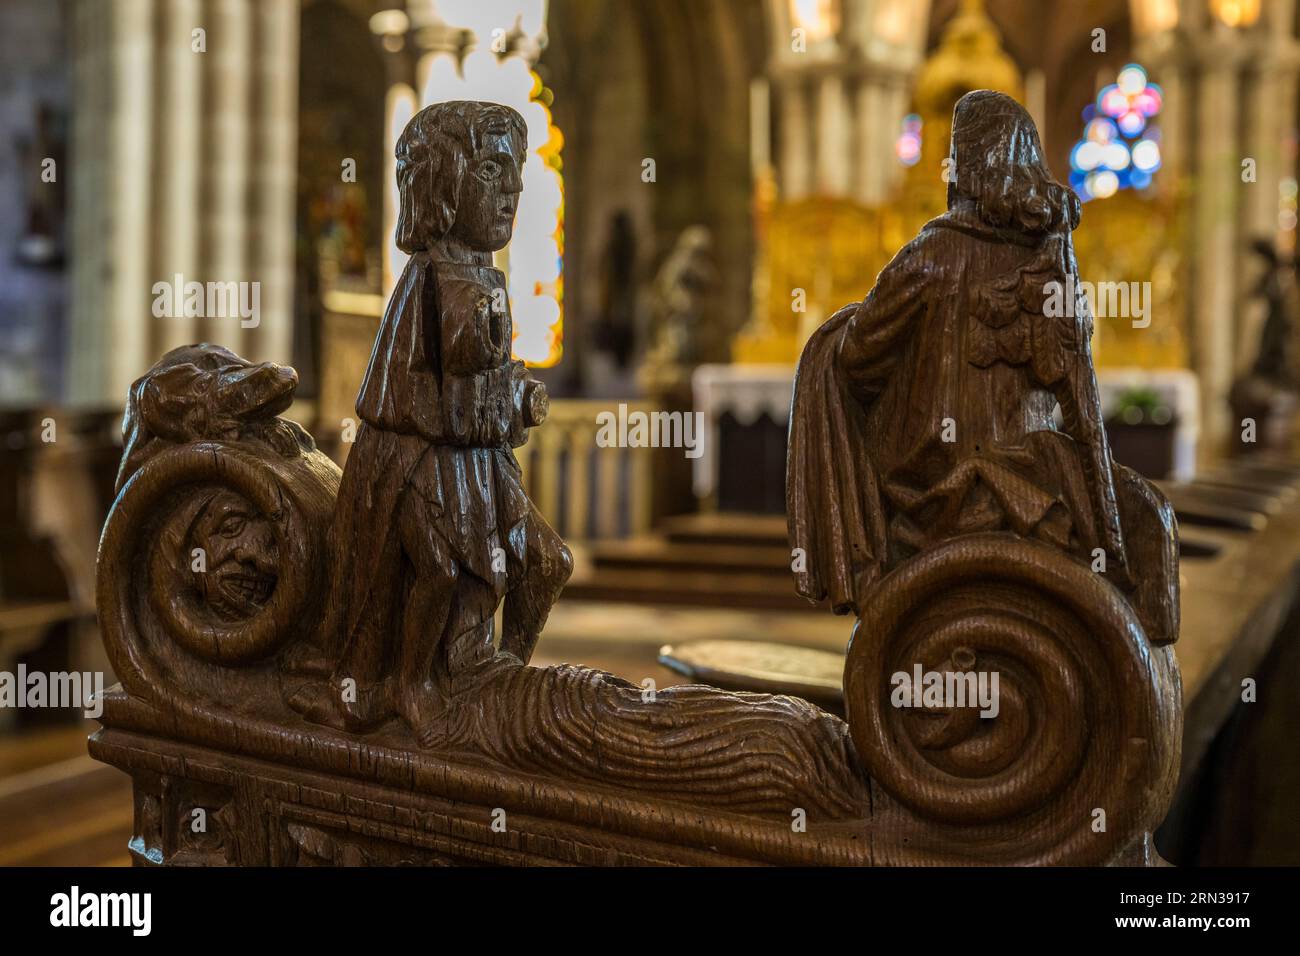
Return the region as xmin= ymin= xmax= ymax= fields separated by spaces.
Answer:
xmin=1244 ymin=237 xmax=1299 ymax=387
xmin=1230 ymin=238 xmax=1300 ymax=451
xmin=287 ymin=101 xmax=571 ymax=741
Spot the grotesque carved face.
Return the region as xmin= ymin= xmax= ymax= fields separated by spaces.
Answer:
xmin=450 ymin=128 xmax=524 ymax=252
xmin=189 ymin=490 xmax=278 ymax=620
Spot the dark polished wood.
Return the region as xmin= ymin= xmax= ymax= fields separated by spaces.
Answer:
xmin=91 ymin=94 xmax=1179 ymax=866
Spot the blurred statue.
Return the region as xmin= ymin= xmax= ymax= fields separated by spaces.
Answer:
xmin=1246 ymin=238 xmax=1298 ymax=385
xmin=1230 ymin=239 xmax=1300 ymax=452
xmin=592 ymin=210 xmax=639 ymax=369
xmin=640 ymin=225 xmax=715 ymax=397
xmin=15 ymin=104 xmax=66 ymax=267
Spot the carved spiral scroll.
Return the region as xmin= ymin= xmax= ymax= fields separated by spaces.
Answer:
xmin=98 ymin=441 xmax=337 ymax=702
xmin=844 ymin=533 xmax=1180 ymax=862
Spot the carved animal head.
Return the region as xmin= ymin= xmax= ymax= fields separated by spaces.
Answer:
xmin=117 ymin=343 xmax=310 ymax=492
xmin=394 ymin=100 xmax=528 ymax=254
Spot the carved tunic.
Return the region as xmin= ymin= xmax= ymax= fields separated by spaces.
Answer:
xmin=327 ymin=254 xmax=534 ymax=683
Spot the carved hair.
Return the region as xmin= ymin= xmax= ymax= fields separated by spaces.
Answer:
xmin=394 ymin=100 xmax=528 ymax=253
xmin=947 ymin=90 xmax=1080 ymax=236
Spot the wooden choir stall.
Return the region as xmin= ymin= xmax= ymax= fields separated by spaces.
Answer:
xmin=90 ymin=92 xmax=1216 ymax=867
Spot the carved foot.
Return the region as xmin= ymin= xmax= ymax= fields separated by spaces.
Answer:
xmin=283 ymin=674 xmax=396 ymax=734
xmin=281 ymin=640 xmax=334 ymax=678
xmin=283 ymin=680 xmax=353 ymax=732
xmin=396 ymin=681 xmax=449 ymax=748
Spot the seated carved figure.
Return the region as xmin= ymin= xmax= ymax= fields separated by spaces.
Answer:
xmin=789 ymin=90 xmax=1178 ymax=648
xmin=786 ymin=91 xmax=1181 ymax=862
xmin=90 ymin=94 xmax=1180 ymax=867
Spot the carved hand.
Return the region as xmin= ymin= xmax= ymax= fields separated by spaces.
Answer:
xmin=520 ymin=378 xmax=548 ymax=428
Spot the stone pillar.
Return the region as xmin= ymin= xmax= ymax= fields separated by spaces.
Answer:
xmin=881 ymin=71 xmax=910 ymax=196
xmin=1192 ymin=47 xmax=1243 ymax=451
xmin=1237 ymin=6 xmax=1300 ymax=369
xmin=815 ymin=73 xmax=851 ymax=195
xmin=1158 ymin=64 xmax=1190 ymax=188
xmin=204 ymin=0 xmax=252 ymax=353
xmin=70 ymin=0 xmax=156 ymax=407
xmin=779 ymin=76 xmax=813 ymax=201
xmin=247 ymin=0 xmax=300 ymax=364
xmin=854 ymin=79 xmax=886 ymax=203
xmin=383 ymin=84 xmax=418 ymax=298
xmin=68 ymin=0 xmax=301 ymax=404
xmin=154 ymin=0 xmax=203 ymax=355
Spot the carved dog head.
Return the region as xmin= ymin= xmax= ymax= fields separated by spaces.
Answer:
xmin=117 ymin=343 xmax=309 ymax=492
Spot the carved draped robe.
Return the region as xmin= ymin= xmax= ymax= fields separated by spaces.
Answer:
xmin=788 ymin=203 xmax=1134 ymax=618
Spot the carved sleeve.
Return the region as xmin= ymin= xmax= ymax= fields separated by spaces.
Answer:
xmin=440 ymin=281 xmax=507 ymax=375
xmin=838 ymin=240 xmax=931 ymax=403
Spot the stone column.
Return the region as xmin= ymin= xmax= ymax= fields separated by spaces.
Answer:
xmin=815 ymin=72 xmax=851 ymax=195
xmin=204 ymin=0 xmax=252 ymax=352
xmin=880 ymin=70 xmax=910 ymax=196
xmin=1191 ymin=45 xmax=1243 ymax=451
xmin=153 ymin=0 xmax=203 ymax=355
xmin=247 ymin=0 xmax=300 ymax=364
xmin=778 ymin=76 xmax=813 ymax=200
xmin=854 ymin=78 xmax=886 ymax=203
xmin=69 ymin=0 xmax=156 ymax=407
xmin=68 ymin=0 xmax=301 ymax=404
xmin=1237 ymin=8 xmax=1300 ymax=368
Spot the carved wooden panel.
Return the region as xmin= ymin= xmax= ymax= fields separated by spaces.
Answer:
xmin=90 ymin=95 xmax=1180 ymax=866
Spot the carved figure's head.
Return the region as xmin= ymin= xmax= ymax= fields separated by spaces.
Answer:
xmin=185 ymin=489 xmax=279 ymax=620
xmin=395 ymin=100 xmax=528 ymax=255
xmin=947 ymin=90 xmax=1080 ymax=236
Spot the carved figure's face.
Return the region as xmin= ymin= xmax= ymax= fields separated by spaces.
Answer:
xmin=190 ymin=490 xmax=278 ymax=620
xmin=450 ymin=128 xmax=524 ymax=252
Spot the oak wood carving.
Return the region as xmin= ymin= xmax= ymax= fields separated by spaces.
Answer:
xmin=90 ymin=94 xmax=1180 ymax=866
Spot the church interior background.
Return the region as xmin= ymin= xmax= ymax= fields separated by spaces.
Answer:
xmin=3 ymin=0 xmax=1300 ymax=866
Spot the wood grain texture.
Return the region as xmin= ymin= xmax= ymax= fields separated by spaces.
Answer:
xmin=90 ymin=95 xmax=1179 ymax=866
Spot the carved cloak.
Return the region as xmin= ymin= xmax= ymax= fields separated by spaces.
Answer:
xmin=788 ymin=207 xmax=1130 ymax=616
xmin=786 ymin=304 xmax=888 ymax=616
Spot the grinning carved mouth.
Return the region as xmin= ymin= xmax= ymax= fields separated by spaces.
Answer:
xmin=212 ymin=564 xmax=276 ymax=614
